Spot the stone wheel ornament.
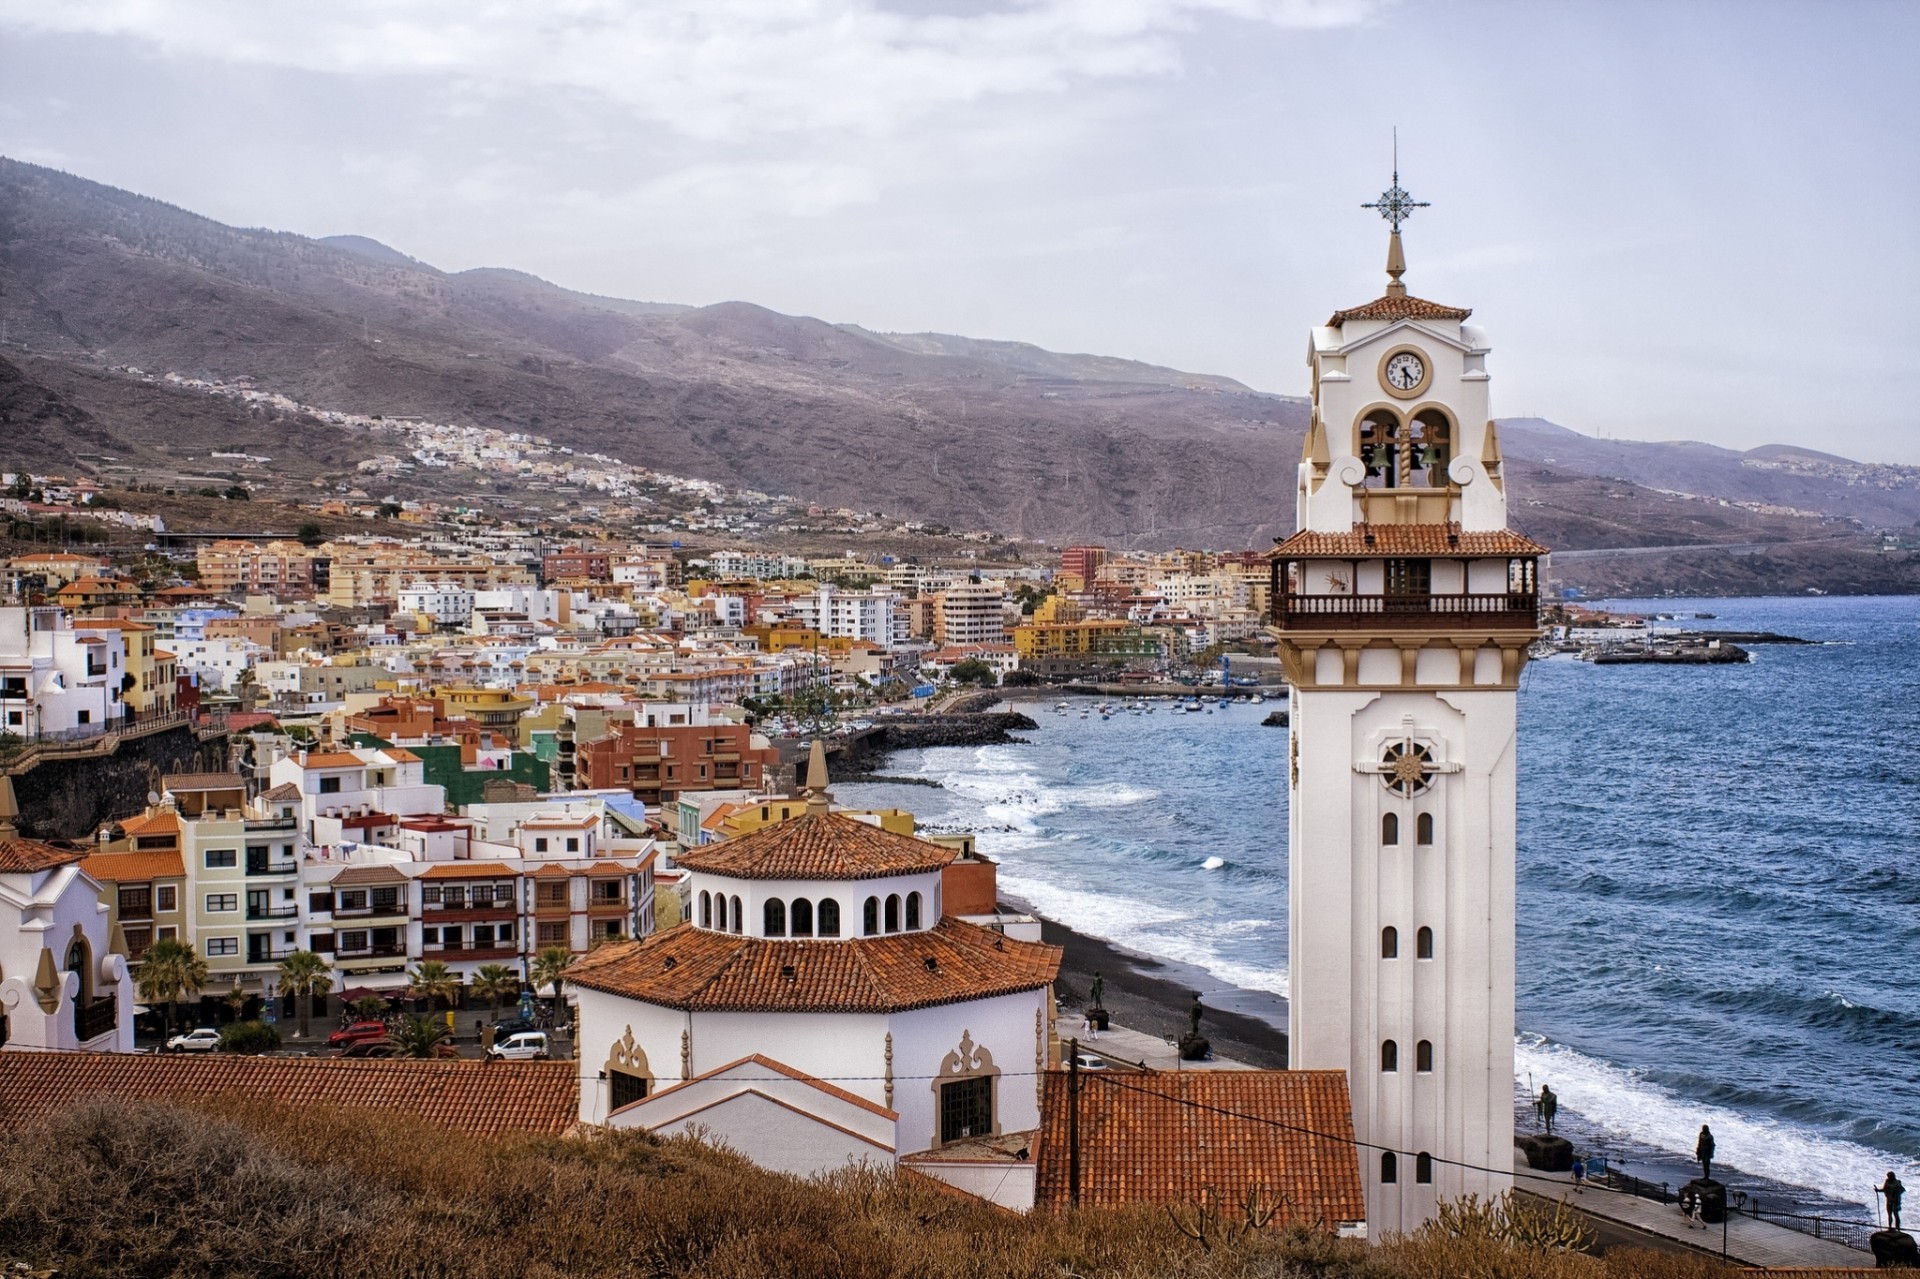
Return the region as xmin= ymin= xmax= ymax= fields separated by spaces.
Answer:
xmin=1382 ymin=740 xmax=1435 ymax=797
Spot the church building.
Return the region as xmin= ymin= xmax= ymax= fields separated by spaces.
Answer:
xmin=1272 ymin=172 xmax=1545 ymax=1234
xmin=568 ymin=746 xmax=1061 ymax=1198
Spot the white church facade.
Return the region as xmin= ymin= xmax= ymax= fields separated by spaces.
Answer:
xmin=1273 ymin=177 xmax=1545 ymax=1235
xmin=569 ymin=754 xmax=1059 ymax=1203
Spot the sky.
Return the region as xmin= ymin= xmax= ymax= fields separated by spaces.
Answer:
xmin=1 ymin=0 xmax=1917 ymax=461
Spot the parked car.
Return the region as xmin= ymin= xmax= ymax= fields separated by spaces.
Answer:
xmin=166 ymin=1027 xmax=221 ymax=1053
xmin=338 ymin=1040 xmax=397 ymax=1058
xmin=487 ymin=1031 xmax=550 ymax=1062
xmin=1072 ymin=1052 xmax=1110 ymax=1071
xmin=488 ymin=1018 xmax=539 ymax=1045
xmin=327 ymin=1020 xmax=390 ymax=1048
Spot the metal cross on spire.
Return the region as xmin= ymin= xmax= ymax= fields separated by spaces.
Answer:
xmin=1361 ymin=130 xmax=1429 ymax=233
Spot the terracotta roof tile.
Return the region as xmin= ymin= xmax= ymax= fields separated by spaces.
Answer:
xmin=0 ymin=836 xmax=88 ymax=874
xmin=419 ymin=862 xmax=518 ymax=880
xmin=261 ymin=783 xmax=301 ymax=802
xmin=119 ymin=811 xmax=181 ymax=838
xmin=328 ymin=864 xmax=410 ymax=885
xmin=1327 ymin=294 xmax=1473 ymax=325
xmin=162 ymin=772 xmax=245 ymax=792
xmin=1271 ymin=523 xmax=1548 ymax=558
xmin=0 ymin=1054 xmax=577 ymax=1139
xmin=676 ymin=810 xmax=955 ymax=881
xmin=302 ymin=752 xmax=368 ymax=768
xmin=78 ymin=850 xmax=186 ymax=881
xmin=1035 ymin=1070 xmax=1366 ymax=1224
xmin=568 ymin=917 xmax=1060 ymax=1013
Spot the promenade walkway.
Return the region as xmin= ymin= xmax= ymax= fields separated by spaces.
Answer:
xmin=1512 ymin=1153 xmax=1871 ymax=1270
xmin=1064 ymin=1021 xmax=1252 ymax=1072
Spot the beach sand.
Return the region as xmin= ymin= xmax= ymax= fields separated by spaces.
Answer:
xmin=1030 ymin=909 xmax=1289 ymax=1071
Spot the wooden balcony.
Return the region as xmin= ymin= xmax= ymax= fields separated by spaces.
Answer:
xmin=1272 ymin=592 xmax=1540 ymax=632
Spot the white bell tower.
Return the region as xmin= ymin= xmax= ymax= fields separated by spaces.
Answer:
xmin=1272 ymin=166 xmax=1545 ymax=1235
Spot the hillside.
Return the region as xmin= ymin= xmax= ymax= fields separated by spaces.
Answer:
xmin=2 ymin=155 xmax=1917 ymax=591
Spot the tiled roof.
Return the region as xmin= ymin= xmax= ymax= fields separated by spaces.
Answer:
xmin=1327 ymin=294 xmax=1472 ymax=325
xmin=119 ymin=811 xmax=181 ymax=838
xmin=328 ymin=864 xmax=409 ymax=886
xmin=0 ymin=836 xmax=88 ymax=874
xmin=419 ymin=862 xmax=517 ymax=880
xmin=1035 ymin=1070 xmax=1365 ymax=1223
xmin=302 ymin=752 xmax=367 ymax=768
xmin=675 ymin=810 xmax=955 ymax=882
xmin=260 ymin=782 xmax=301 ymax=802
xmin=0 ymin=1054 xmax=578 ymax=1139
xmin=1271 ymin=524 xmax=1548 ymax=558
xmin=163 ymin=772 xmax=245 ymax=792
xmin=78 ymin=850 xmax=186 ymax=882
xmin=567 ymin=917 xmax=1060 ymax=1013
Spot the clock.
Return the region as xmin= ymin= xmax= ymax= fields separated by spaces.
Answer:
xmin=1377 ymin=345 xmax=1432 ymax=399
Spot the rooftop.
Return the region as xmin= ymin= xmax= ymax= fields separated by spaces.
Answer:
xmin=675 ymin=809 xmax=955 ymax=882
xmin=1034 ymin=1069 xmax=1365 ymax=1222
xmin=1271 ymin=524 xmax=1548 ymax=559
xmin=1326 ymin=293 xmax=1473 ymax=326
xmin=0 ymin=835 xmax=89 ymax=874
xmin=0 ymin=1055 xmax=578 ymax=1139
xmin=568 ymin=917 xmax=1060 ymax=1014
xmin=78 ymin=849 xmax=186 ymax=882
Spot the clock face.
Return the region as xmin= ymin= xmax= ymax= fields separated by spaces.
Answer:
xmin=1385 ymin=351 xmax=1426 ymax=391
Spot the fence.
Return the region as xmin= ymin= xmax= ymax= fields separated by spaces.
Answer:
xmin=1593 ymin=1163 xmax=1878 ymax=1251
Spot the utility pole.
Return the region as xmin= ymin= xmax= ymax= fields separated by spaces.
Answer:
xmin=1068 ymin=1037 xmax=1081 ymax=1209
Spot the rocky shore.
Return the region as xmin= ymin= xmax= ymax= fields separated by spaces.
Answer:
xmin=831 ymin=709 xmax=1037 ymax=775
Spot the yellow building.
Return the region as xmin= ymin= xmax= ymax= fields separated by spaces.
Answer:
xmin=716 ymin=798 xmax=915 ymax=841
xmin=73 ymin=618 xmax=177 ymax=716
xmin=434 ymin=686 xmax=535 ymax=743
xmin=1012 ymin=618 xmax=1149 ymax=660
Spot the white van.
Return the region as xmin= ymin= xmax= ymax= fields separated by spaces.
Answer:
xmin=487 ymin=1030 xmax=551 ymax=1062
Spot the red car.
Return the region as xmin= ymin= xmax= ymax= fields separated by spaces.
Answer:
xmin=326 ymin=1020 xmax=389 ymax=1048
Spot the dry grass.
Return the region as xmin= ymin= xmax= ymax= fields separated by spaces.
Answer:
xmin=0 ymin=1099 xmax=1742 ymax=1279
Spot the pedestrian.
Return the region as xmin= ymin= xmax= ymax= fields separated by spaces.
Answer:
xmin=1696 ymin=1124 xmax=1716 ymax=1181
xmin=1883 ymin=1170 xmax=1906 ymax=1231
xmin=1679 ymin=1186 xmax=1700 ymax=1228
xmin=1570 ymin=1156 xmax=1585 ymax=1193
xmin=1540 ymin=1084 xmax=1558 ymax=1134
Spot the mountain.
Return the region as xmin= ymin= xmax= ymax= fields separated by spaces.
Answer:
xmin=1 ymin=155 xmax=1916 ymax=595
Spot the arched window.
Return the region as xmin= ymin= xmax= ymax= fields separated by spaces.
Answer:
xmin=1380 ymin=1152 xmax=1398 ymax=1184
xmin=713 ymin=893 xmax=726 ymax=932
xmin=790 ymin=898 xmax=813 ymax=938
xmin=1416 ymin=812 xmax=1434 ymax=845
xmin=763 ymin=898 xmax=786 ymax=937
xmin=1415 ymin=1151 xmax=1434 ymax=1184
xmin=1408 ymin=408 xmax=1452 ymax=488
xmin=1416 ymin=926 xmax=1434 ymax=959
xmin=1381 ymin=1040 xmax=1399 ymax=1072
xmin=1359 ymin=410 xmax=1404 ymax=489
xmin=905 ymin=892 xmax=922 ymax=930
xmin=863 ymin=896 xmax=879 ymax=936
xmin=884 ymin=894 xmax=901 ymax=934
xmin=1416 ymin=1039 xmax=1433 ymax=1073
xmin=1381 ymin=812 xmax=1399 ymax=845
xmin=699 ymin=891 xmax=712 ymax=929
xmin=1381 ymin=926 xmax=1398 ymax=959
xmin=817 ymin=899 xmax=840 ymax=937
xmin=731 ymin=896 xmax=743 ymax=935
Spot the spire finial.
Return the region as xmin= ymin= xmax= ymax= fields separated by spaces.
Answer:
xmin=1361 ymin=129 xmax=1429 ymax=297
xmin=803 ymin=739 xmax=831 ymax=814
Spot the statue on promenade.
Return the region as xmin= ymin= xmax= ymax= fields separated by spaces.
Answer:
xmin=1696 ymin=1124 xmax=1715 ymax=1181
xmin=1882 ymin=1170 xmax=1906 ymax=1231
xmin=1539 ymin=1084 xmax=1558 ymax=1134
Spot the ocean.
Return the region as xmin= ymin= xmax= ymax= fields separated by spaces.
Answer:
xmin=836 ymin=595 xmax=1920 ymax=1223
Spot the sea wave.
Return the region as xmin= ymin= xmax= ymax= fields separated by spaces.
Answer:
xmin=1515 ymin=1034 xmax=1915 ymax=1215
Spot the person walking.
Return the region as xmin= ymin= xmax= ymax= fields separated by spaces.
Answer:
xmin=1570 ymin=1156 xmax=1585 ymax=1193
xmin=1883 ymin=1171 xmax=1906 ymax=1230
xmin=1696 ymin=1125 xmax=1716 ymax=1181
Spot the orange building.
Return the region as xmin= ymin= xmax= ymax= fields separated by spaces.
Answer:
xmin=577 ymin=720 xmax=779 ymax=805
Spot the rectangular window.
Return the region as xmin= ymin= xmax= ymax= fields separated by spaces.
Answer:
xmin=473 ymin=924 xmax=495 ymax=948
xmin=534 ymin=837 xmax=549 ymax=852
xmin=205 ymin=937 xmax=238 ymax=957
xmin=156 ymin=885 xmax=176 ymax=912
xmin=422 ymin=885 xmax=443 ymax=905
xmin=309 ymin=891 xmax=334 ymax=913
xmin=610 ymin=1070 xmax=649 ymax=1110
xmin=591 ymin=881 xmax=622 ymax=904
xmin=338 ymin=930 xmax=369 ymax=953
xmin=206 ymin=893 xmax=238 ymax=912
xmin=204 ymin=849 xmax=237 ymax=869
xmin=118 ymin=886 xmax=153 ymax=917
xmin=537 ymin=883 xmax=567 ymax=908
xmin=318 ymin=776 xmax=341 ymax=793
xmin=77 ymin=709 xmax=91 ymax=725
xmin=1384 ymin=558 xmax=1432 ymax=597
xmin=311 ymin=932 xmax=334 ymax=953
xmin=370 ymin=887 xmax=399 ymax=912
xmin=939 ymin=1076 xmax=994 ymax=1144
xmin=537 ymin=922 xmax=566 ymax=945
xmin=157 ymin=925 xmax=178 ymax=943
xmin=124 ymin=926 xmax=153 ymax=958
xmin=566 ymin=837 xmax=580 ymax=852
xmin=336 ymin=889 xmax=368 ymax=912
xmin=421 ymin=927 xmax=439 ymax=946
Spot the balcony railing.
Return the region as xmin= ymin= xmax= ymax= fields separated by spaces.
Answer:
xmin=245 ymin=858 xmax=299 ymax=876
xmin=74 ymin=993 xmax=118 ymax=1042
xmin=1272 ymin=592 xmax=1539 ymax=630
xmin=246 ymin=904 xmax=299 ymax=921
xmin=119 ymin=904 xmax=155 ymax=921
xmin=335 ymin=944 xmax=406 ymax=959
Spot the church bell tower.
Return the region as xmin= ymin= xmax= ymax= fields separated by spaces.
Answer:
xmin=1272 ymin=166 xmax=1545 ymax=1235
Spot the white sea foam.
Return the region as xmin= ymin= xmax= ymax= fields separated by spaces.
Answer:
xmin=1516 ymin=1034 xmax=1915 ymax=1215
xmin=1201 ymin=855 xmax=1226 ymax=870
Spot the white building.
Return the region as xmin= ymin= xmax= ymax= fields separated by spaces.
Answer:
xmin=0 ymin=779 xmax=135 ymax=1053
xmin=0 ymin=606 xmax=123 ymax=736
xmin=398 ymin=581 xmax=476 ymax=628
xmin=1276 ymin=202 xmax=1544 ymax=1234
xmin=932 ymin=583 xmax=1008 ymax=647
xmin=569 ymin=754 xmax=1059 ymax=1197
xmin=791 ymin=583 xmax=907 ymax=650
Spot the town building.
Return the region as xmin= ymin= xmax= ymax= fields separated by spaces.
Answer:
xmin=0 ymin=605 xmax=124 ymax=736
xmin=1273 ymin=187 xmax=1545 ymax=1233
xmin=576 ymin=718 xmax=779 ymax=805
xmin=931 ymin=582 xmax=1009 ymax=647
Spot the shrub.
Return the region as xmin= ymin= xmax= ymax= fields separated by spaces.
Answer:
xmin=217 ymin=1019 xmax=281 ymax=1054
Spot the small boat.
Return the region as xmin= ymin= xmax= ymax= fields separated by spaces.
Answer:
xmin=1250 ymin=693 xmax=1265 ymax=705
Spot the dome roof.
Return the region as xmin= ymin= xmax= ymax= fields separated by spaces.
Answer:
xmin=675 ymin=809 xmax=956 ymax=882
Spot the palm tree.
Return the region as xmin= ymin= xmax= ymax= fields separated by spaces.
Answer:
xmin=348 ymin=994 xmax=388 ymax=1022
xmin=530 ymin=947 xmax=574 ymax=1020
xmin=408 ymin=959 xmax=460 ymax=1011
xmin=223 ymin=983 xmax=249 ymax=1022
xmin=471 ymin=963 xmax=519 ymax=1015
xmin=135 ymin=938 xmax=208 ymax=1045
xmin=277 ymin=950 xmax=333 ymax=1040
xmin=388 ymin=1012 xmax=449 ymax=1059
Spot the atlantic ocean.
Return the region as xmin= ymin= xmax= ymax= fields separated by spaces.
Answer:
xmin=835 ymin=594 xmax=1920 ymax=1227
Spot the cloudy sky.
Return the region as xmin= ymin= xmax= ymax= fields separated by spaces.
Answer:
xmin=2 ymin=1 xmax=1916 ymax=460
